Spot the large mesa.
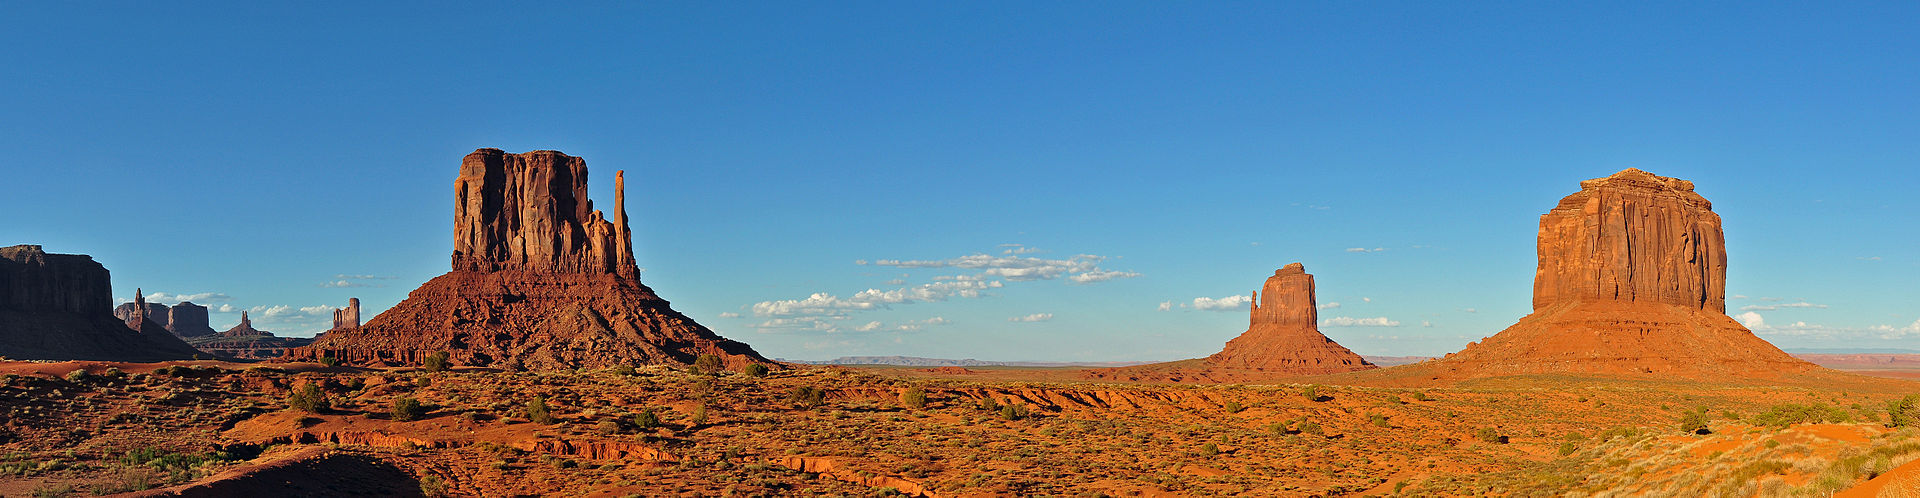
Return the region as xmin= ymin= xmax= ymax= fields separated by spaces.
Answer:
xmin=285 ymin=149 xmax=771 ymax=370
xmin=1407 ymin=168 xmax=1813 ymax=380
xmin=0 ymin=245 xmax=205 ymax=361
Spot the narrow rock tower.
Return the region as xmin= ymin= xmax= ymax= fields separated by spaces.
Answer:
xmin=1205 ymin=263 xmax=1375 ymax=373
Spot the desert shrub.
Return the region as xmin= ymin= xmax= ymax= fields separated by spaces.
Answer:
xmin=1000 ymin=403 xmax=1030 ymax=421
xmin=1297 ymin=421 xmax=1323 ymax=435
xmin=789 ymin=386 xmax=826 ymax=409
xmin=65 ymin=369 xmax=91 ymax=383
xmin=1475 ymin=428 xmax=1507 ymax=444
xmin=1267 ymin=421 xmax=1290 ymax=434
xmin=978 ymin=397 xmax=1001 ymax=412
xmin=391 ymin=396 xmax=425 ymax=422
xmin=527 ymin=396 xmax=554 ymax=425
xmin=1887 ymin=395 xmax=1920 ymax=427
xmin=1302 ymin=385 xmax=1322 ymax=401
xmin=102 ymin=367 xmax=124 ymax=378
xmin=694 ymin=354 xmax=724 ymax=375
xmin=419 ymin=474 xmax=447 ymax=497
xmin=744 ymin=363 xmax=770 ymax=378
xmin=634 ymin=408 xmax=660 ymax=429
xmin=1369 ymin=413 xmax=1390 ymax=428
xmin=1224 ymin=401 xmax=1244 ymax=414
xmin=318 ymin=357 xmax=340 ymax=367
xmin=901 ymin=387 xmax=928 ymax=409
xmin=690 ymin=404 xmax=708 ymax=425
xmin=611 ymin=364 xmax=637 ymax=376
xmin=1200 ymin=443 xmax=1220 ymax=456
xmin=1558 ymin=441 xmax=1579 ymax=456
xmin=287 ymin=382 xmax=330 ymax=413
xmin=1679 ymin=407 xmax=1712 ymax=434
xmin=1409 ymin=390 xmax=1428 ymax=402
xmin=422 ymin=351 xmax=450 ymax=372
xmin=1751 ymin=403 xmax=1850 ymax=428
xmin=596 ymin=419 xmax=622 ymax=435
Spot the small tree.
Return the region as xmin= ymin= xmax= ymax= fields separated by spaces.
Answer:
xmin=1200 ymin=443 xmax=1220 ymax=456
xmin=1475 ymin=427 xmax=1507 ymax=444
xmin=900 ymin=387 xmax=928 ymax=409
xmin=979 ymin=397 xmax=1001 ymax=413
xmin=1678 ymin=407 xmax=1712 ymax=435
xmin=999 ymin=403 xmax=1029 ymax=421
xmin=527 ymin=396 xmax=555 ymax=424
xmin=1224 ymin=401 xmax=1244 ymax=414
xmin=789 ymin=386 xmax=825 ymax=409
xmin=1888 ymin=395 xmax=1920 ymax=428
xmin=422 ymin=352 xmax=451 ymax=372
xmin=744 ymin=363 xmax=770 ymax=378
xmin=288 ymin=382 xmax=331 ymax=413
xmin=694 ymin=354 xmax=724 ymax=375
xmin=633 ymin=408 xmax=660 ymax=429
xmin=392 ymin=396 xmax=426 ymax=422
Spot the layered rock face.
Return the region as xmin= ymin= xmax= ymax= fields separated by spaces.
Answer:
xmin=331 ymin=298 xmax=360 ymax=330
xmin=1533 ymin=168 xmax=1726 ymax=312
xmin=287 ymin=149 xmax=771 ymax=370
xmin=0 ymin=245 xmax=204 ymax=361
xmin=1205 ymin=263 xmax=1374 ymax=373
xmin=187 ymin=312 xmax=313 ymax=360
xmin=1419 ymin=169 xmax=1812 ymax=379
xmin=1087 ymin=263 xmax=1373 ymax=382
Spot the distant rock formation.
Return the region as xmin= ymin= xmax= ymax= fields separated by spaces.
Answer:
xmin=286 ymin=149 xmax=772 ymax=370
xmin=0 ymin=245 xmax=205 ymax=361
xmin=186 ymin=311 xmax=313 ymax=360
xmin=113 ymin=298 xmax=218 ymax=338
xmin=1395 ymin=169 xmax=1814 ymax=380
xmin=331 ymin=298 xmax=360 ymax=330
xmin=1086 ymin=263 xmax=1374 ymax=382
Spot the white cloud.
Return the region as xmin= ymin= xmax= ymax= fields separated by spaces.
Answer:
xmin=1191 ymin=294 xmax=1252 ymax=312
xmin=1421 ymin=321 xmax=1433 ymax=328
xmin=247 ymin=304 xmax=338 ymax=322
xmin=1317 ymin=302 xmax=1341 ymax=310
xmin=1738 ymin=301 xmax=1828 ymax=312
xmin=717 ymin=312 xmax=741 ymax=318
xmin=142 ymin=292 xmax=233 ymax=304
xmin=318 ymin=280 xmax=377 ymax=288
xmin=1345 ymin=247 xmax=1387 ymax=253
xmin=1069 ymin=270 xmax=1141 ymax=284
xmin=1732 ymin=294 xmax=1749 ymax=300
xmin=1002 ymin=245 xmax=1042 ymax=255
xmin=1462 ymin=308 xmax=1477 ymax=313
xmin=1858 ymin=256 xmax=1883 ymax=261
xmin=1736 ymin=311 xmax=1766 ymax=329
xmin=756 ymin=317 xmax=842 ymax=332
xmin=1362 ymin=297 xmax=1372 ymax=303
xmin=854 ymin=321 xmax=882 ymax=332
xmin=1009 ymin=313 xmax=1053 ymax=323
xmin=211 ymin=304 xmax=240 ymax=313
xmin=924 ymin=316 xmax=951 ymax=326
xmin=1157 ymin=301 xmax=1172 ymax=312
xmin=1320 ymin=316 xmax=1401 ymax=327
xmin=884 ymin=279 xmax=907 ymax=285
xmin=333 ymin=274 xmax=395 ymax=280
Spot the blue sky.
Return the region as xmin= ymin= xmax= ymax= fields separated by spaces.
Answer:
xmin=2 ymin=2 xmax=1914 ymax=360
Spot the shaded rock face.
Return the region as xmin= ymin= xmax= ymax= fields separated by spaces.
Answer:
xmin=1533 ymin=168 xmax=1726 ymax=312
xmin=287 ymin=149 xmax=771 ymax=370
xmin=452 ymin=149 xmax=637 ymax=277
xmin=0 ymin=245 xmax=204 ymax=361
xmin=1417 ymin=169 xmax=1812 ymax=380
xmin=331 ymin=298 xmax=360 ymax=330
xmin=113 ymin=299 xmax=217 ymax=338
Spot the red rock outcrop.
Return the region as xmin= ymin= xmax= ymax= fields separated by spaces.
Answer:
xmin=1402 ymin=169 xmax=1813 ymax=380
xmin=1087 ymin=263 xmax=1374 ymax=382
xmin=0 ymin=245 xmax=205 ymax=361
xmin=113 ymin=298 xmax=218 ymax=337
xmin=330 ymin=298 xmax=360 ymax=330
xmin=286 ymin=149 xmax=772 ymax=370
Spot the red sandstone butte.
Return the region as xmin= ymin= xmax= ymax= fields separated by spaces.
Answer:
xmin=286 ymin=149 xmax=771 ymax=371
xmin=1417 ymin=168 xmax=1813 ymax=379
xmin=1086 ymin=263 xmax=1374 ymax=382
xmin=0 ymin=245 xmax=204 ymax=361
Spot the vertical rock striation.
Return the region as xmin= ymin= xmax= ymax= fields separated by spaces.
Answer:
xmin=0 ymin=245 xmax=204 ymax=361
xmin=1406 ymin=169 xmax=1813 ymax=380
xmin=287 ymin=149 xmax=771 ymax=370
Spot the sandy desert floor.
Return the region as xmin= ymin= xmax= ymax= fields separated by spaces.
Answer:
xmin=4 ymin=360 xmax=1920 ymax=496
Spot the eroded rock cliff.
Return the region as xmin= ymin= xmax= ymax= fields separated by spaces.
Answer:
xmin=0 ymin=246 xmax=205 ymax=361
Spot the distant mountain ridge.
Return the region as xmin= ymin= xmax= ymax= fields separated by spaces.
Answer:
xmin=783 ymin=356 xmax=1151 ymax=368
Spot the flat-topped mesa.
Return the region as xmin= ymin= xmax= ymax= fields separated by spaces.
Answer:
xmin=1250 ymin=262 xmax=1316 ymax=327
xmin=452 ymin=149 xmax=639 ymax=277
xmin=0 ymin=245 xmax=204 ymax=361
xmin=1533 ymin=168 xmax=1727 ymax=313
